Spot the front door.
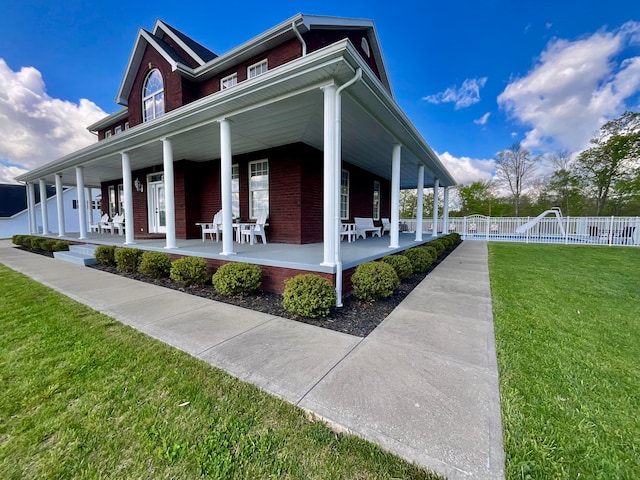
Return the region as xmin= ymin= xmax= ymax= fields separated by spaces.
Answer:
xmin=147 ymin=173 xmax=166 ymax=233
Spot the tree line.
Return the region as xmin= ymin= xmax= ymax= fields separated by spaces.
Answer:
xmin=401 ymin=111 xmax=640 ymax=218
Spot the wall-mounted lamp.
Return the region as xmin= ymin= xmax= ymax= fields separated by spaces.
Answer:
xmin=134 ymin=178 xmax=144 ymax=193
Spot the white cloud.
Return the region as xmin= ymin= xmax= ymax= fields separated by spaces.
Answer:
xmin=0 ymin=58 xmax=106 ymax=184
xmin=438 ymin=151 xmax=496 ymax=185
xmin=474 ymin=112 xmax=491 ymax=125
xmin=423 ymin=77 xmax=488 ymax=109
xmin=498 ymin=21 xmax=640 ymax=153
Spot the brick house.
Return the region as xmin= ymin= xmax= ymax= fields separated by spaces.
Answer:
xmin=17 ymin=14 xmax=456 ymax=301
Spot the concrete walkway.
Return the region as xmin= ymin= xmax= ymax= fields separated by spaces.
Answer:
xmin=0 ymin=240 xmax=504 ymax=479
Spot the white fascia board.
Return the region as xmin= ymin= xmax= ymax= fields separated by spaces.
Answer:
xmin=301 ymin=15 xmax=375 ymax=30
xmin=153 ymin=19 xmax=206 ymax=66
xmin=86 ymin=108 xmax=129 ymax=132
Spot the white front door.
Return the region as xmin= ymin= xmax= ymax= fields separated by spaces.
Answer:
xmin=147 ymin=173 xmax=166 ymax=233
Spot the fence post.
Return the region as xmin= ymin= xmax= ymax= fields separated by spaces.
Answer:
xmin=565 ymin=216 xmax=569 ymax=245
xmin=609 ymin=216 xmax=615 ymax=246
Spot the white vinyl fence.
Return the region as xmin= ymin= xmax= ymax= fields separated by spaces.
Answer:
xmin=400 ymin=214 xmax=640 ymax=246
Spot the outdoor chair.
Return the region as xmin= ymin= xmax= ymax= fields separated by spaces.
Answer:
xmin=112 ymin=214 xmax=125 ymax=235
xmin=240 ymin=211 xmax=268 ymax=245
xmin=354 ymin=217 xmax=381 ymax=239
xmin=91 ymin=213 xmax=109 ymax=233
xmin=200 ymin=210 xmax=222 ymax=241
xmin=381 ymin=218 xmax=391 ymax=235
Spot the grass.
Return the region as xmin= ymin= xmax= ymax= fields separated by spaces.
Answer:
xmin=0 ymin=264 xmax=441 ymax=479
xmin=488 ymin=243 xmax=640 ymax=479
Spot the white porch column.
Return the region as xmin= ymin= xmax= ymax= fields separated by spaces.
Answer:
xmin=87 ymin=187 xmax=95 ymax=226
xmin=219 ymin=119 xmax=235 ymax=255
xmin=27 ymin=182 xmax=37 ymax=234
xmin=76 ymin=167 xmax=87 ymax=239
xmin=443 ymin=187 xmax=450 ymax=234
xmin=415 ymin=165 xmax=425 ymax=241
xmin=389 ymin=144 xmax=401 ymax=248
xmin=55 ymin=174 xmax=65 ymax=237
xmin=38 ymin=179 xmax=49 ymax=233
xmin=162 ymin=138 xmax=177 ymax=249
xmin=432 ymin=178 xmax=439 ymax=237
xmin=321 ymin=84 xmax=337 ymax=266
xmin=121 ymin=152 xmax=135 ymax=245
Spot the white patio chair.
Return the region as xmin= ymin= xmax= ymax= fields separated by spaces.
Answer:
xmin=91 ymin=213 xmax=109 ymax=233
xmin=381 ymin=218 xmax=391 ymax=235
xmin=240 ymin=211 xmax=268 ymax=245
xmin=112 ymin=214 xmax=125 ymax=235
xmin=200 ymin=210 xmax=222 ymax=241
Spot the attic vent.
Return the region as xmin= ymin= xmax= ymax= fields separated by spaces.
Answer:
xmin=361 ymin=37 xmax=371 ymax=57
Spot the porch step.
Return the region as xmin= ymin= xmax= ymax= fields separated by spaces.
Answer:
xmin=54 ymin=244 xmax=98 ymax=266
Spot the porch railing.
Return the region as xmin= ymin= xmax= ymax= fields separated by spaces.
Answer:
xmin=399 ymin=215 xmax=640 ymax=247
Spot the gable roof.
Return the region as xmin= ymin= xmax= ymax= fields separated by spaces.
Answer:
xmin=115 ymin=13 xmax=391 ymax=105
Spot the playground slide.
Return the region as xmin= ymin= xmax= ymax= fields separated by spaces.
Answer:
xmin=515 ymin=207 xmax=566 ymax=236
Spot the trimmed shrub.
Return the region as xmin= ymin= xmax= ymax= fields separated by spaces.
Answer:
xmin=427 ymin=239 xmax=446 ymax=256
xmin=114 ymin=248 xmax=143 ymax=273
xmin=212 ymin=262 xmax=262 ymax=296
xmin=283 ymin=274 xmax=336 ymax=318
xmin=438 ymin=236 xmax=454 ymax=249
xmin=138 ymin=251 xmax=172 ymax=279
xmin=40 ymin=239 xmax=58 ymax=252
xmin=381 ymin=254 xmax=413 ymax=280
xmin=52 ymin=241 xmax=70 ymax=252
xmin=12 ymin=234 xmax=25 ymax=246
xmin=351 ymin=261 xmax=399 ymax=301
xmin=94 ymin=245 xmax=117 ymax=266
xmin=404 ymin=247 xmax=436 ymax=274
xmin=170 ymin=256 xmax=209 ymax=286
xmin=30 ymin=236 xmax=47 ymax=251
xmin=19 ymin=235 xmax=33 ymax=248
xmin=447 ymin=232 xmax=461 ymax=244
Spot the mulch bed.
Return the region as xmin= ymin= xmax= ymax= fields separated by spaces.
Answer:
xmin=88 ymin=245 xmax=457 ymax=337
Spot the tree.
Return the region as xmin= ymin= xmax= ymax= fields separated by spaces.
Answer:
xmin=574 ymin=111 xmax=640 ymax=215
xmin=457 ymin=181 xmax=494 ymax=216
xmin=494 ymin=142 xmax=539 ymax=216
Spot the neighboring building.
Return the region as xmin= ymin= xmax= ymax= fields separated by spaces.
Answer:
xmin=0 ymin=184 xmax=100 ymax=238
xmin=16 ymin=14 xmax=456 ymax=296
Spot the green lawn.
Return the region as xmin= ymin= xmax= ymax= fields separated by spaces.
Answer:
xmin=489 ymin=244 xmax=640 ymax=479
xmin=0 ymin=264 xmax=440 ymax=479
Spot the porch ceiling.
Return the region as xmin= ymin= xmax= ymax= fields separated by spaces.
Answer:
xmin=19 ymin=40 xmax=454 ymax=189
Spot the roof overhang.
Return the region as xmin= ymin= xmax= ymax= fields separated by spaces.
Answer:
xmin=87 ymin=108 xmax=128 ymax=132
xmin=17 ymin=39 xmax=455 ymax=189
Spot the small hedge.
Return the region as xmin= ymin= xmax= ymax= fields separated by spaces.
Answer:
xmin=404 ymin=247 xmax=436 ymax=274
xmin=170 ymin=256 xmax=210 ymax=286
xmin=30 ymin=237 xmax=47 ymax=251
xmin=40 ymin=239 xmax=57 ymax=252
xmin=114 ymin=248 xmax=143 ymax=273
xmin=212 ymin=262 xmax=262 ymax=296
xmin=381 ymin=254 xmax=413 ymax=280
xmin=448 ymin=232 xmax=461 ymax=243
xmin=283 ymin=274 xmax=336 ymax=318
xmin=351 ymin=261 xmax=399 ymax=301
xmin=94 ymin=245 xmax=117 ymax=266
xmin=52 ymin=241 xmax=70 ymax=252
xmin=138 ymin=251 xmax=172 ymax=278
xmin=427 ymin=239 xmax=447 ymax=256
xmin=12 ymin=234 xmax=26 ymax=246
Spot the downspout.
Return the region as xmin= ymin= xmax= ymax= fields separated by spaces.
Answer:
xmin=292 ymin=22 xmax=306 ymax=56
xmin=334 ymin=67 xmax=362 ymax=307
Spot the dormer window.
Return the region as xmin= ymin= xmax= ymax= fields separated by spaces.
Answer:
xmin=247 ymin=60 xmax=268 ymax=79
xmin=143 ymin=69 xmax=164 ymax=122
xmin=221 ymin=73 xmax=237 ymax=90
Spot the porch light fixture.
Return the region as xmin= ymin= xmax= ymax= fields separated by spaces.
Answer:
xmin=134 ymin=177 xmax=144 ymax=193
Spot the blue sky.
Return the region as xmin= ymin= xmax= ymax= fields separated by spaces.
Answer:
xmin=1 ymin=0 xmax=639 ymax=184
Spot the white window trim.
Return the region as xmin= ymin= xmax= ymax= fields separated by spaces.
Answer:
xmin=124 ymin=122 xmax=130 ymax=130
xmin=142 ymin=69 xmax=165 ymax=122
xmin=108 ymin=185 xmax=116 ymax=217
xmin=341 ymin=169 xmax=350 ymax=220
xmin=248 ymin=159 xmax=269 ymax=219
xmin=231 ymin=163 xmax=239 ymax=219
xmin=105 ymin=130 xmax=112 ymax=138
xmin=220 ymin=73 xmax=238 ymax=90
xmin=247 ymin=59 xmax=268 ymax=79
xmin=114 ymin=125 xmax=122 ymax=135
xmin=373 ymin=180 xmax=381 ymax=220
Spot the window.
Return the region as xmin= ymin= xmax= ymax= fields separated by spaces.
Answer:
xmin=247 ymin=59 xmax=268 ymax=79
xmin=105 ymin=130 xmax=112 ymax=138
xmin=221 ymin=73 xmax=237 ymax=90
xmin=114 ymin=125 xmax=122 ymax=135
xmin=249 ymin=159 xmax=268 ymax=218
xmin=373 ymin=181 xmax=380 ymax=220
xmin=232 ymin=164 xmax=239 ymax=219
xmin=361 ymin=37 xmax=371 ymax=58
xmin=108 ymin=185 xmax=116 ymax=217
xmin=124 ymin=122 xmax=130 ymax=130
xmin=341 ymin=169 xmax=349 ymax=220
xmin=118 ymin=184 xmax=124 ymax=214
xmin=142 ymin=69 xmax=165 ymax=122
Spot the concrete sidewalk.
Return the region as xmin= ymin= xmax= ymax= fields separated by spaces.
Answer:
xmin=0 ymin=240 xmax=504 ymax=479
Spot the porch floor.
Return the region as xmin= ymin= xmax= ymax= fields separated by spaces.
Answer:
xmin=48 ymin=232 xmax=442 ymax=273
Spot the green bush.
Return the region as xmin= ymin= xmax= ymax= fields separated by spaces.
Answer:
xmin=52 ymin=241 xmax=70 ymax=252
xmin=404 ymin=247 xmax=436 ymax=274
xmin=138 ymin=251 xmax=172 ymax=279
xmin=114 ymin=248 xmax=143 ymax=273
xmin=30 ymin=236 xmax=47 ymax=251
xmin=12 ymin=234 xmax=25 ymax=246
xmin=40 ymin=239 xmax=58 ymax=252
xmin=94 ymin=245 xmax=117 ymax=266
xmin=427 ymin=239 xmax=446 ymax=256
xmin=438 ymin=236 xmax=454 ymax=250
xmin=19 ymin=235 xmax=33 ymax=248
xmin=282 ymin=274 xmax=336 ymax=318
xmin=351 ymin=261 xmax=399 ymax=301
xmin=381 ymin=255 xmax=413 ymax=280
xmin=447 ymin=232 xmax=461 ymax=244
xmin=170 ymin=256 xmax=210 ymax=286
xmin=212 ymin=262 xmax=262 ymax=296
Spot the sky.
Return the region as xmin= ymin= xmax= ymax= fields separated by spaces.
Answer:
xmin=1 ymin=0 xmax=639 ymax=186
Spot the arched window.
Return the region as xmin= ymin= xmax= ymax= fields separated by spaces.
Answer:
xmin=142 ymin=69 xmax=164 ymax=122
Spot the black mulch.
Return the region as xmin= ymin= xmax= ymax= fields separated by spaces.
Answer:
xmin=88 ymin=244 xmax=458 ymax=338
